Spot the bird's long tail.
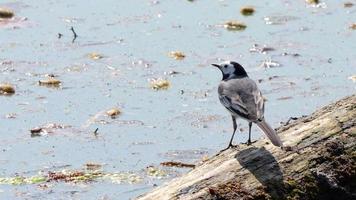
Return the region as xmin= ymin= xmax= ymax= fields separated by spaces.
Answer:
xmin=256 ymin=120 xmax=283 ymax=147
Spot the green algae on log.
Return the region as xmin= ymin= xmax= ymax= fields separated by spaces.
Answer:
xmin=136 ymin=95 xmax=356 ymax=200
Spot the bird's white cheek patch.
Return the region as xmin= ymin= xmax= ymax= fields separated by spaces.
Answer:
xmin=222 ymin=64 xmax=235 ymax=75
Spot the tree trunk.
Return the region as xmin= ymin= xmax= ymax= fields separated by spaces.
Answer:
xmin=136 ymin=95 xmax=356 ymax=200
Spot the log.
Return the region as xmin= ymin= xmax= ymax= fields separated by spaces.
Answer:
xmin=137 ymin=95 xmax=356 ymax=200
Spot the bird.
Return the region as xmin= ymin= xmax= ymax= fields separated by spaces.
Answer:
xmin=212 ymin=61 xmax=283 ymax=149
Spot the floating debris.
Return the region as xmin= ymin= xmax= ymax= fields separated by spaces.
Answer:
xmin=260 ymin=59 xmax=281 ymax=68
xmin=168 ymin=51 xmax=186 ymax=60
xmin=160 ymin=161 xmax=195 ymax=168
xmin=39 ymin=78 xmax=61 ymax=87
xmin=344 ymin=2 xmax=354 ymax=8
xmin=0 ymin=8 xmax=14 ymax=19
xmin=106 ymin=108 xmax=121 ymax=118
xmin=30 ymin=123 xmax=70 ymax=137
xmin=0 ymin=170 xmax=143 ymax=185
xmin=305 ymin=0 xmax=319 ymax=4
xmin=224 ymin=20 xmax=246 ymax=31
xmin=0 ymin=176 xmax=46 ymax=185
xmin=103 ymin=172 xmax=142 ymax=184
xmin=264 ymin=15 xmax=298 ymax=25
xmin=48 ymin=170 xmax=102 ymax=183
xmin=348 ymin=75 xmax=356 ymax=82
xmin=349 ymin=23 xmax=356 ymax=30
xmin=146 ymin=166 xmax=167 ymax=178
xmin=150 ymin=78 xmax=170 ymax=90
xmin=0 ymin=83 xmax=15 ymax=95
xmin=240 ymin=7 xmax=255 ymax=16
xmin=5 ymin=113 xmax=17 ymax=119
xmin=249 ymin=44 xmax=275 ymax=54
xmin=85 ymin=163 xmax=102 ymax=171
xmin=88 ymin=52 xmax=104 ymax=60
xmin=277 ymin=96 xmax=293 ymax=101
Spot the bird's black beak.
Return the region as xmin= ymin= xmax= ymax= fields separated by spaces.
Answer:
xmin=211 ymin=64 xmax=220 ymax=68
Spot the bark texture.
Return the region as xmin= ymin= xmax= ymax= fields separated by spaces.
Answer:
xmin=137 ymin=95 xmax=356 ymax=200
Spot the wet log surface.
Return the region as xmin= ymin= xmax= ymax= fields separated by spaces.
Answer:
xmin=137 ymin=95 xmax=356 ymax=200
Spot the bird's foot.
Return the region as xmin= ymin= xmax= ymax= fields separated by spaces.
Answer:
xmin=217 ymin=144 xmax=238 ymax=155
xmin=242 ymin=139 xmax=257 ymax=146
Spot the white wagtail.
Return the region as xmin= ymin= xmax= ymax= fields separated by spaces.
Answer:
xmin=212 ymin=61 xmax=283 ymax=149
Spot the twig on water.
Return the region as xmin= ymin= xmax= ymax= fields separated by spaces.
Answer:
xmin=93 ymin=128 xmax=99 ymax=135
xmin=70 ymin=26 xmax=78 ymax=43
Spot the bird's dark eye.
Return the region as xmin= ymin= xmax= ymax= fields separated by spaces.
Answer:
xmin=224 ymin=65 xmax=227 ymax=68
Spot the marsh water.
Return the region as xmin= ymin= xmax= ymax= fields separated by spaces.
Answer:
xmin=1 ymin=0 xmax=355 ymax=199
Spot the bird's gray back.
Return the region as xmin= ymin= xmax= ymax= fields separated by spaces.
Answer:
xmin=218 ymin=77 xmax=264 ymax=121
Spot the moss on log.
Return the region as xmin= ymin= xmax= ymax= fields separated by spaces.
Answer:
xmin=137 ymin=95 xmax=356 ymax=200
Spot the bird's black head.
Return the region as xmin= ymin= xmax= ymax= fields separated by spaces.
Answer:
xmin=212 ymin=61 xmax=248 ymax=80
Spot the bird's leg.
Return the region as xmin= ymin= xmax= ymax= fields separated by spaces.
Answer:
xmin=242 ymin=122 xmax=256 ymax=145
xmin=227 ymin=116 xmax=237 ymax=148
xmin=247 ymin=122 xmax=252 ymax=145
xmin=218 ymin=116 xmax=238 ymax=153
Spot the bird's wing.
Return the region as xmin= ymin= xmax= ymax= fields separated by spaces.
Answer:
xmin=219 ymin=94 xmax=249 ymax=119
xmin=253 ymin=90 xmax=265 ymax=120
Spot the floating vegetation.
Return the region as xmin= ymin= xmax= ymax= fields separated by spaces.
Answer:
xmin=103 ymin=173 xmax=142 ymax=184
xmin=150 ymin=78 xmax=170 ymax=90
xmin=349 ymin=23 xmax=356 ymax=30
xmin=0 ymin=176 xmax=46 ymax=185
xmin=240 ymin=7 xmax=255 ymax=16
xmin=160 ymin=161 xmax=195 ymax=168
xmin=0 ymin=83 xmax=15 ymax=95
xmin=224 ymin=21 xmax=246 ymax=31
xmin=146 ymin=166 xmax=167 ymax=178
xmin=88 ymin=52 xmax=104 ymax=60
xmin=168 ymin=51 xmax=186 ymax=60
xmin=0 ymin=170 xmax=143 ymax=185
xmin=39 ymin=78 xmax=61 ymax=87
xmin=106 ymin=108 xmax=121 ymax=118
xmin=0 ymin=8 xmax=14 ymax=19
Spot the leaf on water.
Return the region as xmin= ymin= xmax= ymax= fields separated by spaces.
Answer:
xmin=0 ymin=83 xmax=15 ymax=95
xmin=38 ymin=78 xmax=61 ymax=87
xmin=106 ymin=108 xmax=121 ymax=118
xmin=224 ymin=21 xmax=246 ymax=31
xmin=150 ymin=78 xmax=170 ymax=90
xmin=88 ymin=53 xmax=104 ymax=60
xmin=305 ymin=0 xmax=319 ymax=4
xmin=168 ymin=51 xmax=186 ymax=60
xmin=240 ymin=6 xmax=255 ymax=16
xmin=0 ymin=8 xmax=14 ymax=19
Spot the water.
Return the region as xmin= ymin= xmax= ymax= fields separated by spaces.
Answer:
xmin=1 ymin=0 xmax=355 ymax=199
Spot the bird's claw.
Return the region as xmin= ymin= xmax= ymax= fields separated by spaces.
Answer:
xmin=217 ymin=144 xmax=238 ymax=155
xmin=242 ymin=140 xmax=257 ymax=146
